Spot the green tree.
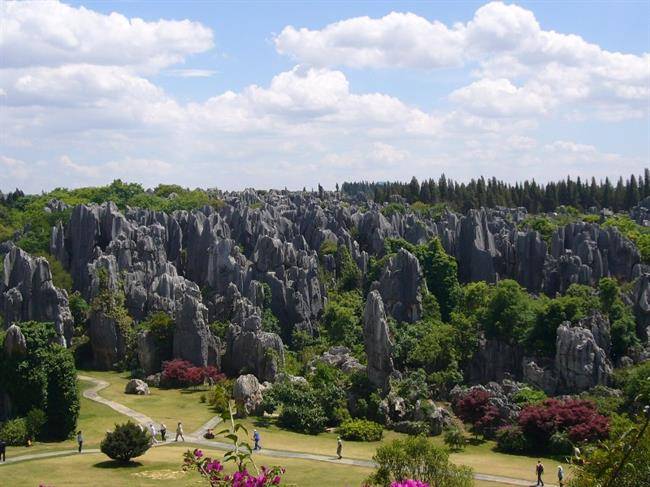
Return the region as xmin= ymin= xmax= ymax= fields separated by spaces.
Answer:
xmin=367 ymin=436 xmax=473 ymax=487
xmin=100 ymin=421 xmax=151 ymax=462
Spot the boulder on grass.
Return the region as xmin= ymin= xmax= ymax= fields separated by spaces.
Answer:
xmin=125 ymin=378 xmax=150 ymax=395
xmin=233 ymin=374 xmax=264 ymax=417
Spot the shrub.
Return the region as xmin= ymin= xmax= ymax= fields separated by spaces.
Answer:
xmin=443 ymin=426 xmax=466 ymax=452
xmin=100 ymin=421 xmax=151 ymax=462
xmin=512 ymin=387 xmax=547 ymax=406
xmin=496 ymin=425 xmax=530 ymax=453
xmin=338 ymin=419 xmax=383 ymax=442
xmin=548 ymin=431 xmax=573 ymax=455
xmin=392 ymin=421 xmax=430 ymax=436
xmin=319 ymin=240 xmax=338 ymax=256
xmin=25 ymin=408 xmax=47 ymax=440
xmin=453 ymin=388 xmax=504 ymax=436
xmin=208 ymin=383 xmax=230 ymax=414
xmin=518 ymin=398 xmax=609 ymax=448
xmin=279 ymin=404 xmax=327 ymax=435
xmin=0 ymin=418 xmax=28 ymax=446
xmin=161 ymin=359 xmax=224 ymax=388
xmin=367 ymin=436 xmax=473 ymax=487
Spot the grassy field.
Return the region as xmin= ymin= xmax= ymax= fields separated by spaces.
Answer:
xmin=2 ymin=370 xmax=568 ymax=486
xmin=0 ymin=445 xmax=373 ymax=487
xmin=80 ymin=370 xmax=216 ymax=432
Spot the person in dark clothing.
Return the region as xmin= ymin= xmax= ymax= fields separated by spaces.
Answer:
xmin=0 ymin=438 xmax=6 ymax=462
xmin=160 ymin=423 xmax=167 ymax=442
xmin=253 ymin=430 xmax=261 ymax=450
xmin=77 ymin=431 xmax=83 ymax=453
xmin=536 ymin=460 xmax=545 ymax=486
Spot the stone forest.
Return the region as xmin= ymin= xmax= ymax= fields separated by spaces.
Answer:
xmin=0 ymin=176 xmax=649 ymax=487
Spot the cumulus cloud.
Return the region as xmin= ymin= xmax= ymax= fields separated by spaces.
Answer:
xmin=274 ymin=1 xmax=649 ymax=121
xmin=0 ymin=0 xmax=214 ymax=72
xmin=0 ymin=0 xmax=646 ymax=193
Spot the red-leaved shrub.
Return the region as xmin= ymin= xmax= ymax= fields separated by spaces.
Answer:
xmin=518 ymin=398 xmax=609 ymax=446
xmin=162 ymin=359 xmax=224 ymax=388
xmin=453 ymin=389 xmax=504 ymax=436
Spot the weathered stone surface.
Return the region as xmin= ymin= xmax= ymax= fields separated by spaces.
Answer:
xmin=457 ymin=209 xmax=498 ymax=283
xmin=1 ymin=247 xmax=73 ymax=345
xmin=3 ymin=324 xmax=26 ymax=356
xmin=233 ymin=374 xmax=264 ymax=417
xmin=125 ymin=378 xmax=150 ymax=395
xmin=555 ymin=319 xmax=613 ymax=393
xmin=468 ymin=336 xmax=524 ymax=384
xmin=363 ymin=290 xmax=394 ymax=391
xmin=378 ymin=248 xmax=423 ymax=323
xmin=632 ymin=273 xmax=650 ymax=342
xmin=309 ymin=346 xmax=365 ymax=375
xmin=88 ymin=306 xmax=127 ymax=370
xmin=224 ymin=315 xmax=284 ymax=382
xmin=173 ymin=292 xmax=220 ymax=367
xmin=137 ymin=330 xmax=161 ymax=376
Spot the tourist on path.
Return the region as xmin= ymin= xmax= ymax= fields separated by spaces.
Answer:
xmin=536 ymin=460 xmax=545 ymax=486
xmin=253 ymin=429 xmax=261 ymax=450
xmin=0 ymin=438 xmax=6 ymax=462
xmin=76 ymin=431 xmax=84 ymax=453
xmin=557 ymin=465 xmax=564 ymax=487
xmin=160 ymin=423 xmax=167 ymax=442
xmin=175 ymin=422 xmax=185 ymax=442
xmin=336 ymin=436 xmax=343 ymax=459
xmin=149 ymin=423 xmax=158 ymax=443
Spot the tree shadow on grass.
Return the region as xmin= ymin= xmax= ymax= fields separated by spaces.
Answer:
xmin=252 ymin=417 xmax=273 ymax=428
xmin=467 ymin=437 xmax=486 ymax=446
xmin=93 ymin=460 xmax=143 ymax=469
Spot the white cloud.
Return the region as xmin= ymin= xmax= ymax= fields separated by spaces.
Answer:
xmin=274 ymin=1 xmax=650 ymax=121
xmin=0 ymin=0 xmax=646 ymax=193
xmin=0 ymin=0 xmax=214 ymax=72
xmin=167 ymin=69 xmax=217 ymax=78
xmin=275 ymin=12 xmax=464 ymax=69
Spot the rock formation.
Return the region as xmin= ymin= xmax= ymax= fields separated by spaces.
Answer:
xmin=363 ymin=290 xmax=395 ymax=391
xmin=233 ymin=374 xmax=265 ymax=417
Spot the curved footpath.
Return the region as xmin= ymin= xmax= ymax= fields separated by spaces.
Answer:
xmin=0 ymin=375 xmax=555 ymax=487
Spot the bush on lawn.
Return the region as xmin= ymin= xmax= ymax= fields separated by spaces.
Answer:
xmin=453 ymin=388 xmax=504 ymax=436
xmin=0 ymin=418 xmax=28 ymax=446
xmin=100 ymin=421 xmax=151 ymax=462
xmin=338 ymin=419 xmax=383 ymax=441
xmin=443 ymin=426 xmax=466 ymax=452
xmin=496 ymin=425 xmax=530 ymax=454
xmin=25 ymin=408 xmax=47 ymax=440
xmin=518 ymin=398 xmax=609 ymax=448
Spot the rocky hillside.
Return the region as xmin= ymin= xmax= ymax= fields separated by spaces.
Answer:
xmin=1 ymin=186 xmax=649 ymax=405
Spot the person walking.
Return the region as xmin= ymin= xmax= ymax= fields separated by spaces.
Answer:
xmin=557 ymin=465 xmax=564 ymax=487
xmin=535 ymin=460 xmax=545 ymax=486
xmin=149 ymin=423 xmax=158 ymax=443
xmin=76 ymin=431 xmax=84 ymax=453
xmin=336 ymin=436 xmax=343 ymax=459
xmin=175 ymin=422 xmax=185 ymax=442
xmin=160 ymin=423 xmax=167 ymax=442
xmin=253 ymin=429 xmax=261 ymax=450
xmin=0 ymin=438 xmax=6 ymax=462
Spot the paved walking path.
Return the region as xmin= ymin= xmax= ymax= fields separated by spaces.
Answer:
xmin=0 ymin=375 xmax=556 ymax=486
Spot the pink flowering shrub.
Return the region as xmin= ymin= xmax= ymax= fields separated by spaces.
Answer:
xmin=390 ymin=481 xmax=430 ymax=487
xmin=183 ymin=448 xmax=285 ymax=486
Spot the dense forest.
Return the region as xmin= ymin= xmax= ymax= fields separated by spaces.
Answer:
xmin=343 ymin=170 xmax=650 ymax=213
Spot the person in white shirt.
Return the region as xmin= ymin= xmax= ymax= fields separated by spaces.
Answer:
xmin=149 ymin=423 xmax=158 ymax=443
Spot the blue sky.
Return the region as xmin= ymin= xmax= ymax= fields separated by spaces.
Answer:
xmin=1 ymin=1 xmax=648 ymax=192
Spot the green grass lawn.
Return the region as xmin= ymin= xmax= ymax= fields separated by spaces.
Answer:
xmin=3 ymin=370 xmax=569 ymax=485
xmin=79 ymin=370 xmax=217 ymax=432
xmin=6 ymin=379 xmax=126 ymax=457
xmin=0 ymin=445 xmax=373 ymax=487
